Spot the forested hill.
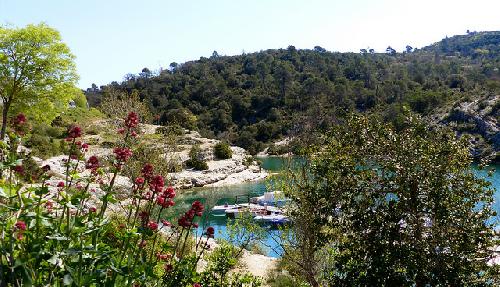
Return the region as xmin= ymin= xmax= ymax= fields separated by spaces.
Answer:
xmin=85 ymin=31 xmax=500 ymax=160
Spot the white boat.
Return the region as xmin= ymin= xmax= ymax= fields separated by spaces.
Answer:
xmin=250 ymin=191 xmax=289 ymax=207
xmin=211 ymin=204 xmax=242 ymax=215
xmin=253 ymin=214 xmax=290 ymax=224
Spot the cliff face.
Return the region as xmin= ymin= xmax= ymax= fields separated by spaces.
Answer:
xmin=437 ymin=94 xmax=499 ymax=162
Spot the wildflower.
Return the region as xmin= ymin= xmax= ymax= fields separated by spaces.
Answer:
xmin=67 ymin=125 xmax=82 ymax=139
xmin=45 ymin=200 xmax=54 ymax=212
xmin=113 ymin=147 xmax=132 ymax=163
xmin=164 ymin=264 xmax=173 ymax=272
xmin=125 ymin=112 xmax=139 ymax=129
xmin=13 ymin=165 xmax=24 ymax=175
xmin=117 ymin=127 xmax=125 ymax=134
xmin=130 ymin=130 xmax=138 ymax=137
xmin=85 ymin=156 xmax=100 ymax=171
xmin=138 ymin=211 xmax=149 ymax=221
xmin=15 ymin=221 xmax=26 ymax=231
xmin=141 ymin=163 xmax=154 ymax=180
xmin=206 ymin=226 xmax=215 ymax=238
xmin=13 ymin=113 xmax=26 ymax=126
xmin=149 ymin=175 xmax=164 ymax=193
xmin=57 ymin=181 xmax=65 ymax=188
xmin=191 ymin=200 xmax=204 ymax=216
xmin=156 ymin=253 xmax=171 ymax=261
xmin=147 ymin=221 xmax=158 ymax=231
xmin=193 ymin=284 xmax=201 ymax=287
xmin=89 ymin=206 xmax=97 ymax=213
xmin=81 ymin=143 xmax=89 ymax=151
xmin=42 ymin=165 xmax=51 ymax=172
xmin=164 ymin=186 xmax=176 ymax=198
xmin=161 ymin=219 xmax=171 ymax=227
xmin=135 ymin=177 xmax=145 ymax=185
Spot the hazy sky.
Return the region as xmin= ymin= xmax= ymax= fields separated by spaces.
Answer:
xmin=1 ymin=0 xmax=499 ymax=88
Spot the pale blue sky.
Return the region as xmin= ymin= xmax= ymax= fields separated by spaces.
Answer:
xmin=1 ymin=0 xmax=499 ymax=88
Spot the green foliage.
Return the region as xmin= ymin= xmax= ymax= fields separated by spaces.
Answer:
xmin=0 ymin=23 xmax=79 ymax=137
xmin=281 ymin=113 xmax=499 ymax=286
xmin=200 ymin=242 xmax=262 ymax=287
xmin=72 ymin=91 xmax=88 ymax=108
xmin=85 ymin=32 xmax=500 ymax=158
xmin=51 ymin=107 xmax=104 ymax=129
xmin=186 ymin=144 xmax=209 ymax=170
xmin=214 ymin=141 xmax=233 ymax=159
xmin=98 ymin=88 xmax=152 ymax=123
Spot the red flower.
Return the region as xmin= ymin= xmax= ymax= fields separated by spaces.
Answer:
xmin=81 ymin=143 xmax=89 ymax=150
xmin=125 ymin=112 xmax=139 ymax=129
xmin=89 ymin=207 xmax=97 ymax=213
xmin=13 ymin=165 xmax=24 ymax=175
xmin=135 ymin=177 xmax=145 ymax=185
xmin=193 ymin=283 xmax=201 ymax=287
xmin=163 ymin=186 xmax=176 ymax=198
xmin=138 ymin=211 xmax=149 ymax=221
xmin=85 ymin=156 xmax=100 ymax=171
xmin=161 ymin=219 xmax=172 ymax=227
xmin=191 ymin=200 xmax=204 ymax=216
xmin=206 ymin=226 xmax=215 ymax=238
xmin=141 ymin=163 xmax=154 ymax=180
xmin=57 ymin=181 xmax=65 ymax=188
xmin=164 ymin=264 xmax=173 ymax=272
xmin=13 ymin=113 xmax=26 ymax=125
xmin=149 ymin=175 xmax=164 ymax=193
xmin=113 ymin=147 xmax=133 ymax=163
xmin=117 ymin=127 xmax=125 ymax=134
xmin=68 ymin=125 xmax=82 ymax=139
xmin=147 ymin=221 xmax=158 ymax=231
xmin=156 ymin=253 xmax=171 ymax=261
xmin=42 ymin=165 xmax=51 ymax=172
xmin=15 ymin=221 xmax=26 ymax=231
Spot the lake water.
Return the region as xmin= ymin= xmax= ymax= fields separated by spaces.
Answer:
xmin=171 ymin=157 xmax=500 ymax=258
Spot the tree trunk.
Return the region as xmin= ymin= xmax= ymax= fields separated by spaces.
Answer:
xmin=1 ymin=101 xmax=10 ymax=140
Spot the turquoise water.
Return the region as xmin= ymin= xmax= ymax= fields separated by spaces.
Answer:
xmin=171 ymin=158 xmax=500 ymax=258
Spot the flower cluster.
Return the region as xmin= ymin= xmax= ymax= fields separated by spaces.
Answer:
xmin=113 ymin=147 xmax=133 ymax=168
xmin=156 ymin=186 xmax=175 ymax=208
xmin=11 ymin=113 xmax=28 ymax=135
xmin=205 ymin=226 xmax=215 ymax=238
xmin=67 ymin=125 xmax=82 ymax=139
xmin=118 ymin=112 xmax=139 ymax=137
xmin=141 ymin=163 xmax=154 ymax=180
xmin=125 ymin=112 xmax=139 ymax=129
xmin=85 ymin=156 xmax=100 ymax=174
xmin=14 ymin=221 xmax=27 ymax=240
xmin=178 ymin=201 xmax=204 ymax=228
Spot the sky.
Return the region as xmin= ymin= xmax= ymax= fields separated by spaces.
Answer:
xmin=1 ymin=0 xmax=499 ymax=89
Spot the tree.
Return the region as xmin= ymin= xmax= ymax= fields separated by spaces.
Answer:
xmin=282 ymin=113 xmax=498 ymax=286
xmin=0 ymin=23 xmax=78 ymax=138
xmin=386 ymin=45 xmax=396 ymax=55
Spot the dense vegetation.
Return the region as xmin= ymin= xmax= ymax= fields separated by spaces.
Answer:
xmin=86 ymin=32 xmax=500 ymax=158
xmin=277 ymin=114 xmax=499 ymax=286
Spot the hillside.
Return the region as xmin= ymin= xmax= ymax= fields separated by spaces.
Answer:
xmin=85 ymin=32 xmax=500 ymax=161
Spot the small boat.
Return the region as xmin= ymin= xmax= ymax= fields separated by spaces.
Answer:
xmin=250 ymin=191 xmax=289 ymax=207
xmin=211 ymin=203 xmax=242 ymax=215
xmin=253 ymin=214 xmax=289 ymax=225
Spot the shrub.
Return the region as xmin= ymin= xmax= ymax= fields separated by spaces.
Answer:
xmin=213 ymin=142 xmax=232 ymax=159
xmin=186 ymin=144 xmax=209 ymax=170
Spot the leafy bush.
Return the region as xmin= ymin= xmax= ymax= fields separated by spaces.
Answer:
xmin=186 ymin=144 xmax=209 ymax=170
xmin=214 ymin=142 xmax=233 ymax=159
